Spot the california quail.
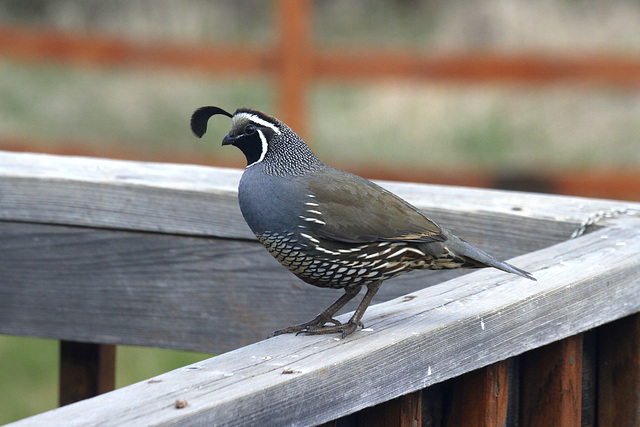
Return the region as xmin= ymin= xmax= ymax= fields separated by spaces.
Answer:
xmin=191 ymin=106 xmax=536 ymax=338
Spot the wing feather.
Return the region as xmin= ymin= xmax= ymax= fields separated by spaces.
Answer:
xmin=305 ymin=168 xmax=446 ymax=244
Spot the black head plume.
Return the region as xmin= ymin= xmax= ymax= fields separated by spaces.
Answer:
xmin=190 ymin=106 xmax=233 ymax=138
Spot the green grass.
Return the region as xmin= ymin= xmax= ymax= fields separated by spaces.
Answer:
xmin=0 ymin=335 xmax=213 ymax=425
xmin=0 ymin=336 xmax=58 ymax=424
xmin=0 ymin=60 xmax=273 ymax=165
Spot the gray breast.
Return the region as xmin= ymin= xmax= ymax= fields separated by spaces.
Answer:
xmin=237 ymin=163 xmax=307 ymax=236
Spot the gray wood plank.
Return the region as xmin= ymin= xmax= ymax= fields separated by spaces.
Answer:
xmin=8 ymin=224 xmax=640 ymax=427
xmin=3 ymin=151 xmax=640 ymax=352
xmin=0 ymin=153 xmax=251 ymax=239
xmin=2 ymin=151 xmax=638 ymax=240
xmin=0 ymin=219 xmax=555 ymax=353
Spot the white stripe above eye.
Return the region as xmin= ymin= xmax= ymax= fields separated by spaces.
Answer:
xmin=246 ymin=129 xmax=269 ymax=168
xmin=236 ymin=112 xmax=281 ymax=134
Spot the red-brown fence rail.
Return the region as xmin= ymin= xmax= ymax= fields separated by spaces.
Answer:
xmin=3 ymin=16 xmax=640 ymax=138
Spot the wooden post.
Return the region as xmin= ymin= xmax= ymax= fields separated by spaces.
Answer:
xmin=597 ymin=313 xmax=640 ymax=426
xmin=445 ymin=359 xmax=511 ymax=426
xmin=580 ymin=330 xmax=598 ymax=427
xmin=519 ymin=334 xmax=583 ymax=426
xmin=357 ymin=389 xmax=422 ymax=427
xmin=422 ymin=381 xmax=448 ymax=426
xmin=275 ymin=0 xmax=313 ymax=140
xmin=318 ymin=389 xmax=422 ymax=427
xmin=59 ymin=341 xmax=116 ymax=406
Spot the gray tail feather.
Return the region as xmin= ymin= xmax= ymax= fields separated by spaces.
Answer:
xmin=462 ymin=242 xmax=536 ymax=281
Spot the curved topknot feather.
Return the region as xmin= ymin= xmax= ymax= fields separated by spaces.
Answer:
xmin=190 ymin=106 xmax=233 ymax=138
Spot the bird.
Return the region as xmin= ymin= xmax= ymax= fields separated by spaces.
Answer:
xmin=190 ymin=106 xmax=536 ymax=338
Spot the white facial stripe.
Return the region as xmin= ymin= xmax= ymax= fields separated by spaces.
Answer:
xmin=246 ymin=129 xmax=269 ymax=168
xmin=236 ymin=112 xmax=281 ymax=134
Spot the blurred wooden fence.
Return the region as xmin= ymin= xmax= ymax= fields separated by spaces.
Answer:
xmin=1 ymin=0 xmax=640 ymax=199
xmin=2 ymin=151 xmax=640 ymax=425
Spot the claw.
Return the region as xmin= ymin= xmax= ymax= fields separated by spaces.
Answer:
xmin=267 ymin=313 xmax=367 ymax=339
xmin=300 ymin=321 xmax=360 ymax=338
xmin=267 ymin=316 xmax=343 ymax=338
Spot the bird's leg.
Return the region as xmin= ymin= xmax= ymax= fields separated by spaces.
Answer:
xmin=267 ymin=285 xmax=362 ymax=338
xmin=303 ymin=281 xmax=382 ymax=338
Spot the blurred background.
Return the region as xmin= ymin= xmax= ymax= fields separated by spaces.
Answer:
xmin=1 ymin=0 xmax=639 ymax=423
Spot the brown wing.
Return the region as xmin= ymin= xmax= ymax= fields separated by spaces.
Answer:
xmin=305 ymin=168 xmax=446 ymax=244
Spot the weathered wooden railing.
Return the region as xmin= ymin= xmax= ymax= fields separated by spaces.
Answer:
xmin=1 ymin=151 xmax=639 ymax=426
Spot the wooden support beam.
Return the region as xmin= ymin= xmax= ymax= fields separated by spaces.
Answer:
xmin=11 ymin=224 xmax=640 ymax=426
xmin=519 ymin=334 xmax=583 ymax=426
xmin=421 ymin=382 xmax=449 ymax=426
xmin=445 ymin=360 xmax=511 ymax=426
xmin=357 ymin=390 xmax=422 ymax=427
xmin=597 ymin=313 xmax=640 ymax=426
xmin=59 ymin=341 xmax=115 ymax=406
xmin=580 ymin=330 xmax=598 ymax=427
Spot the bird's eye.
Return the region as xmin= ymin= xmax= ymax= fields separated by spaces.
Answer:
xmin=245 ymin=125 xmax=256 ymax=135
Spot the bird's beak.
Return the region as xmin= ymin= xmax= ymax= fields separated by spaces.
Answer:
xmin=222 ymin=133 xmax=237 ymax=146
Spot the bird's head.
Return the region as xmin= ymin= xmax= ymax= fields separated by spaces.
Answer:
xmin=191 ymin=106 xmax=320 ymax=173
xmin=191 ymin=106 xmax=284 ymax=167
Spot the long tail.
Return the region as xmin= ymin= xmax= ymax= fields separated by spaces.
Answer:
xmin=461 ymin=241 xmax=536 ymax=281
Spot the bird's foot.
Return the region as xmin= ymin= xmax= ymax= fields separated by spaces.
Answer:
xmin=267 ymin=315 xmax=342 ymax=338
xmin=298 ymin=320 xmax=364 ymax=339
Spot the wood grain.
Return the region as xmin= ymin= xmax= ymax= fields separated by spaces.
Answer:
xmin=8 ymin=225 xmax=640 ymax=427
xmin=358 ymin=390 xmax=422 ymax=427
xmin=580 ymin=330 xmax=598 ymax=427
xmin=3 ymin=149 xmax=607 ymax=352
xmin=1 ymin=151 xmax=634 ymax=242
xmin=597 ymin=314 xmax=640 ymax=426
xmin=0 ymin=221 xmax=537 ymax=353
xmin=446 ymin=360 xmax=511 ymax=427
xmin=519 ymin=335 xmax=583 ymax=426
